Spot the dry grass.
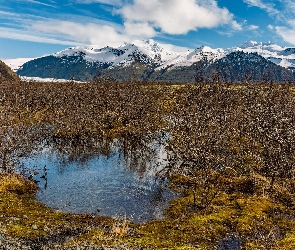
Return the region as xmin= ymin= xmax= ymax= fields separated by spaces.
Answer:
xmin=111 ymin=216 xmax=129 ymax=239
xmin=0 ymin=174 xmax=36 ymax=194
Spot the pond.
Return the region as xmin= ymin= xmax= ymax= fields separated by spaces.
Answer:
xmin=22 ymin=138 xmax=176 ymax=223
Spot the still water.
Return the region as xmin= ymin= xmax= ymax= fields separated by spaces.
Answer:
xmin=24 ymin=144 xmax=176 ymax=223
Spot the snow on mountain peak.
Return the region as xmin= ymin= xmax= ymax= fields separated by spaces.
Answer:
xmin=235 ymin=40 xmax=283 ymax=51
xmin=133 ymin=39 xmax=164 ymax=53
xmin=194 ymin=45 xmax=223 ymax=54
xmin=195 ymin=45 xmax=209 ymax=53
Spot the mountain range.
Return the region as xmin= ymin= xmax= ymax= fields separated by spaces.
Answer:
xmin=9 ymin=40 xmax=295 ymax=82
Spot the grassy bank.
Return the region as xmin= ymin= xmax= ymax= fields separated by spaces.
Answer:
xmin=0 ymin=174 xmax=120 ymax=245
xmin=2 ymin=173 xmax=295 ymax=249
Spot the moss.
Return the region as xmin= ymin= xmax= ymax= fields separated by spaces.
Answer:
xmin=277 ymin=232 xmax=295 ymax=249
xmin=0 ymin=174 xmax=37 ymax=194
xmin=2 ymin=162 xmax=295 ymax=248
xmin=0 ymin=174 xmax=115 ymax=243
xmin=122 ymin=189 xmax=295 ymax=249
xmin=65 ymin=228 xmax=116 ymax=246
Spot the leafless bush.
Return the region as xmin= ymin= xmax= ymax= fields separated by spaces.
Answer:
xmin=159 ymin=82 xmax=295 ymax=209
xmin=1 ymin=79 xmax=295 ymax=212
xmin=0 ymin=80 xmax=169 ymax=173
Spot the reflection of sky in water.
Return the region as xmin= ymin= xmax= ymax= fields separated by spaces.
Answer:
xmin=23 ymin=147 xmax=176 ymax=222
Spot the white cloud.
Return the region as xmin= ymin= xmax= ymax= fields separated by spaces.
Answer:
xmin=231 ymin=21 xmax=243 ymax=31
xmin=280 ymin=0 xmax=295 ymax=12
xmin=0 ymin=22 xmax=192 ymax=54
xmin=119 ymin=0 xmax=234 ymax=35
xmin=124 ymin=21 xmax=157 ymax=38
xmin=30 ymin=19 xmax=157 ymax=47
xmin=268 ymin=24 xmax=274 ymax=30
xmin=248 ymin=24 xmax=259 ymax=30
xmin=0 ymin=10 xmax=48 ymax=25
xmin=243 ymin=0 xmax=279 ymax=14
xmin=0 ymin=27 xmax=80 ymax=45
xmin=0 ymin=10 xmax=151 ymax=47
xmin=75 ymin=0 xmax=122 ymax=6
xmin=31 ymin=20 xmax=129 ymax=46
xmin=274 ymin=20 xmax=295 ymax=45
xmin=21 ymin=0 xmax=56 ymax=8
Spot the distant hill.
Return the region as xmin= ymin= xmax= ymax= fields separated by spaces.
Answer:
xmin=0 ymin=60 xmax=19 ymax=83
xmin=18 ymin=55 xmax=111 ymax=81
xmin=15 ymin=40 xmax=295 ymax=83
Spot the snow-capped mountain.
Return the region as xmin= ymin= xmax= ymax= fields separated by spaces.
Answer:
xmin=204 ymin=51 xmax=295 ymax=83
xmin=229 ymin=41 xmax=295 ymax=69
xmin=52 ymin=39 xmax=178 ymax=68
xmin=14 ymin=39 xmax=295 ymax=82
xmin=48 ymin=39 xmax=295 ymax=70
xmin=156 ymin=46 xmax=225 ymax=70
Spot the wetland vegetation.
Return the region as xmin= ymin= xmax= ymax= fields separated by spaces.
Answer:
xmin=1 ymin=79 xmax=295 ymax=249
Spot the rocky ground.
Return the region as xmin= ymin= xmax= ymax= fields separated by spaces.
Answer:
xmin=0 ymin=233 xmax=132 ymax=250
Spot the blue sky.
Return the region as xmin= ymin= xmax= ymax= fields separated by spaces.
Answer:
xmin=1 ymin=0 xmax=295 ymax=58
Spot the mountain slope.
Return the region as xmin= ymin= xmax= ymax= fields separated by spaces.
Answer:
xmin=229 ymin=41 xmax=295 ymax=69
xmin=204 ymin=51 xmax=295 ymax=82
xmin=18 ymin=55 xmax=111 ymax=81
xmin=0 ymin=60 xmax=20 ymax=83
xmin=144 ymin=52 xmax=295 ymax=83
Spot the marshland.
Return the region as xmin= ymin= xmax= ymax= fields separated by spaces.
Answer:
xmin=1 ymin=78 xmax=295 ymax=249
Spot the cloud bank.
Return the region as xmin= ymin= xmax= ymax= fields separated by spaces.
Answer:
xmin=31 ymin=20 xmax=129 ymax=47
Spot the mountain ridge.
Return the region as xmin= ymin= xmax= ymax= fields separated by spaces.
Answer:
xmin=13 ymin=40 xmax=295 ymax=82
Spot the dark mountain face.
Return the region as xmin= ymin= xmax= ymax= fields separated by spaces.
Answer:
xmin=203 ymin=51 xmax=295 ymax=83
xmin=16 ymin=51 xmax=295 ymax=83
xmin=146 ymin=52 xmax=295 ymax=83
xmin=17 ymin=51 xmax=160 ymax=82
xmin=279 ymin=48 xmax=295 ymax=56
xmin=147 ymin=61 xmax=209 ymax=83
xmin=18 ymin=55 xmax=111 ymax=81
xmin=0 ymin=60 xmax=19 ymax=83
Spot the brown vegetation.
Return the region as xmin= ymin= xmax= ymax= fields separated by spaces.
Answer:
xmin=1 ymin=79 xmax=295 ymax=248
xmin=0 ymin=61 xmax=19 ymax=83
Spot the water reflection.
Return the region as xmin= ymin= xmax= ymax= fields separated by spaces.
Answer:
xmin=24 ymin=135 xmax=176 ymax=222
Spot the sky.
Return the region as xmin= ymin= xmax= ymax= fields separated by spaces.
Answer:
xmin=0 ymin=0 xmax=295 ymax=59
